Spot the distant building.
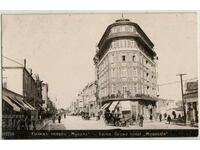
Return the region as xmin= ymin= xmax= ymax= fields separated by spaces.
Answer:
xmin=157 ymin=98 xmax=177 ymax=115
xmin=85 ymin=82 xmax=97 ymax=116
xmin=93 ymin=17 xmax=158 ymax=120
xmin=42 ymin=83 xmax=49 ymax=109
xmin=184 ymin=80 xmax=198 ymax=123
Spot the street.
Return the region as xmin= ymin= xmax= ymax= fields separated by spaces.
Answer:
xmin=42 ymin=115 xmax=198 ymax=130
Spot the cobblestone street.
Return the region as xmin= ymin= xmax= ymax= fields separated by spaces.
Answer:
xmin=42 ymin=116 xmax=198 ymax=130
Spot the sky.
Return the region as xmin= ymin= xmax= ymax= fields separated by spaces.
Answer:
xmin=2 ymin=13 xmax=198 ymax=108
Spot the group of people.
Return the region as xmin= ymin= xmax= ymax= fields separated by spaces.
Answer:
xmin=104 ymin=108 xmax=145 ymax=127
xmin=159 ymin=113 xmax=182 ymax=124
xmin=159 ymin=113 xmax=171 ymax=123
xmin=52 ymin=114 xmax=66 ymax=124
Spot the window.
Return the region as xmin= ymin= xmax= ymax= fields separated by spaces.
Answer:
xmin=133 ymin=68 xmax=137 ymax=77
xmin=116 ymin=26 xmax=121 ymax=32
xmin=121 ymin=69 xmax=127 ymax=77
xmin=110 ymin=54 xmax=114 ymax=63
xmin=122 ymin=86 xmax=127 ymax=95
xmin=133 ymin=55 xmax=135 ymax=62
xmin=127 ymin=40 xmax=133 ymax=48
xmin=116 ymin=41 xmax=119 ymax=48
xmin=125 ymin=26 xmax=130 ymax=32
xmin=111 ymin=84 xmax=116 ymax=94
xmin=122 ymin=55 xmax=126 ymax=62
xmin=111 ymin=69 xmax=116 ymax=78
xmin=134 ymin=86 xmax=137 ymax=93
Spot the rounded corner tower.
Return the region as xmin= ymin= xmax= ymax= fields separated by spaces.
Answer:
xmin=94 ymin=17 xmax=158 ymax=120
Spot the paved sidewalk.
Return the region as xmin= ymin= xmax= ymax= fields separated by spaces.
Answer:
xmin=29 ymin=119 xmax=52 ymax=130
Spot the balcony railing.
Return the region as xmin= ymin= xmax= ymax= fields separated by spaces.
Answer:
xmin=100 ymin=92 xmax=157 ymax=102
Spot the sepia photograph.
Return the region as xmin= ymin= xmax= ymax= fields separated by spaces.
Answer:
xmin=0 ymin=12 xmax=199 ymax=139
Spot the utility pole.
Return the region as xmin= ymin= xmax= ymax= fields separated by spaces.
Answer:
xmin=176 ymin=73 xmax=187 ymax=125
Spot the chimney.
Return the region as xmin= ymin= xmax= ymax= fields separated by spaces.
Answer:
xmin=30 ymin=69 xmax=32 ymax=75
xmin=24 ymin=59 xmax=26 ymax=68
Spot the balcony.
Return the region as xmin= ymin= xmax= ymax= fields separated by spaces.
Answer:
xmin=100 ymin=92 xmax=158 ymax=103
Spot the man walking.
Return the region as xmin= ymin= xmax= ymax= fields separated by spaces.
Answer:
xmin=167 ymin=115 xmax=171 ymax=124
xmin=139 ymin=115 xmax=144 ymax=127
xmin=58 ymin=115 xmax=61 ymax=124
xmin=159 ymin=114 xmax=162 ymax=122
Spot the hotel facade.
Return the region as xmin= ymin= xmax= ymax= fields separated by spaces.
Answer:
xmin=94 ymin=18 xmax=159 ymax=120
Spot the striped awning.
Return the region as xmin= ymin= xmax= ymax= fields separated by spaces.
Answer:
xmin=109 ymin=101 xmax=119 ymax=112
xmin=3 ymin=95 xmax=21 ymax=112
xmin=101 ymin=103 xmax=111 ymax=110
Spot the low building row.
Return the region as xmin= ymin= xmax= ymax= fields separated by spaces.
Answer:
xmin=2 ymin=59 xmax=57 ymax=130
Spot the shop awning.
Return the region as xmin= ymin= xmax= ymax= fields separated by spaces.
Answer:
xmin=101 ymin=103 xmax=111 ymax=110
xmin=7 ymin=96 xmax=27 ymax=110
xmin=23 ymin=101 xmax=36 ymax=111
xmin=109 ymin=101 xmax=119 ymax=112
xmin=174 ymin=106 xmax=184 ymax=111
xmin=3 ymin=95 xmax=21 ymax=112
xmin=120 ymin=101 xmax=131 ymax=111
xmin=15 ymin=97 xmax=32 ymax=111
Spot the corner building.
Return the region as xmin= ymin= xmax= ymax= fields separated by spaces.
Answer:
xmin=94 ymin=18 xmax=158 ymax=120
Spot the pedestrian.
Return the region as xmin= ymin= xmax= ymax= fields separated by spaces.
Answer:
xmin=20 ymin=116 xmax=26 ymax=130
xmin=64 ymin=113 xmax=66 ymax=118
xmin=32 ymin=119 xmax=36 ymax=130
xmin=58 ymin=115 xmax=61 ymax=123
xmin=139 ymin=115 xmax=144 ymax=127
xmin=150 ymin=114 xmax=153 ymax=120
xmin=167 ymin=115 xmax=171 ymax=124
xmin=25 ymin=115 xmax=30 ymax=131
xmin=159 ymin=114 xmax=162 ymax=122
xmin=52 ymin=115 xmax=56 ymax=123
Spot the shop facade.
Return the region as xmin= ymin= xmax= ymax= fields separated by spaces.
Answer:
xmin=184 ymin=81 xmax=198 ymax=124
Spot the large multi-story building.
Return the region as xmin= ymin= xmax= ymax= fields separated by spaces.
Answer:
xmin=93 ymin=17 xmax=158 ymax=120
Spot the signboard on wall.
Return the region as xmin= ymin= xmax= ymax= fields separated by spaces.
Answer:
xmin=186 ymin=81 xmax=198 ymax=91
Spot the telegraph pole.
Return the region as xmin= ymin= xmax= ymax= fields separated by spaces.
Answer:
xmin=176 ymin=73 xmax=187 ymax=125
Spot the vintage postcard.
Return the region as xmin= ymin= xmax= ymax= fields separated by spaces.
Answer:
xmin=0 ymin=12 xmax=198 ymax=139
